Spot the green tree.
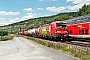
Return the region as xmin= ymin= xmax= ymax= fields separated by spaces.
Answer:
xmin=77 ymin=4 xmax=90 ymax=16
xmin=0 ymin=31 xmax=8 ymax=36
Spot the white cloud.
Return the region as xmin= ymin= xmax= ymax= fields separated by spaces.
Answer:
xmin=67 ymin=0 xmax=90 ymax=4
xmin=0 ymin=22 xmax=11 ymax=26
xmin=0 ymin=11 xmax=20 ymax=16
xmin=9 ymin=18 xmax=20 ymax=23
xmin=0 ymin=7 xmax=38 ymax=26
xmin=73 ymin=0 xmax=85 ymax=4
xmin=66 ymin=0 xmax=73 ymax=2
xmin=66 ymin=0 xmax=90 ymax=10
xmin=22 ymin=12 xmax=37 ymax=20
xmin=0 ymin=17 xmax=11 ymax=26
xmin=23 ymin=8 xmax=33 ymax=12
xmin=67 ymin=4 xmax=83 ymax=10
xmin=66 ymin=0 xmax=85 ymax=4
xmin=37 ymin=8 xmax=44 ymax=10
xmin=8 ymin=12 xmax=37 ymax=24
xmin=0 ymin=12 xmax=37 ymax=26
xmin=27 ymin=12 xmax=37 ymax=16
xmin=0 ymin=17 xmax=5 ymax=20
xmin=46 ymin=6 xmax=66 ymax=12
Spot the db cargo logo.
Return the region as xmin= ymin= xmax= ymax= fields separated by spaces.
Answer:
xmin=78 ymin=25 xmax=85 ymax=28
xmin=78 ymin=25 xmax=82 ymax=27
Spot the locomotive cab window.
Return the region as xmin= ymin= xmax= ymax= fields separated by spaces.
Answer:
xmin=84 ymin=18 xmax=87 ymax=22
xmin=62 ymin=24 xmax=67 ymax=28
xmin=88 ymin=17 xmax=90 ymax=21
xmin=56 ymin=23 xmax=62 ymax=28
xmin=56 ymin=23 xmax=67 ymax=28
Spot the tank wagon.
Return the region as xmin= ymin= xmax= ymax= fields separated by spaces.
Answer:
xmin=21 ymin=30 xmax=28 ymax=36
xmin=28 ymin=28 xmax=36 ymax=37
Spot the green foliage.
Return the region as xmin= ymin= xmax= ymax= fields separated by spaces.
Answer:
xmin=82 ymin=55 xmax=90 ymax=60
xmin=55 ymin=14 xmax=72 ymax=21
xmin=10 ymin=31 xmax=15 ymax=34
xmin=0 ymin=31 xmax=8 ymax=36
xmin=62 ymin=46 xmax=72 ymax=51
xmin=0 ymin=36 xmax=13 ymax=41
xmin=56 ymin=12 xmax=77 ymax=17
xmin=77 ymin=4 xmax=90 ymax=16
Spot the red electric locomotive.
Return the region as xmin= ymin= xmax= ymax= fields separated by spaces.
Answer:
xmin=67 ymin=14 xmax=90 ymax=40
xmin=46 ymin=21 xmax=68 ymax=41
xmin=68 ymin=22 xmax=90 ymax=39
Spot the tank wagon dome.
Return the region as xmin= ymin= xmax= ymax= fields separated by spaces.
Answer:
xmin=28 ymin=28 xmax=36 ymax=33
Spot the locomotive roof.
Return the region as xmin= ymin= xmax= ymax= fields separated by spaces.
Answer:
xmin=65 ymin=14 xmax=90 ymax=24
xmin=68 ymin=21 xmax=90 ymax=26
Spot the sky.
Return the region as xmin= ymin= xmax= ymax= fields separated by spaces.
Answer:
xmin=0 ymin=0 xmax=90 ymax=26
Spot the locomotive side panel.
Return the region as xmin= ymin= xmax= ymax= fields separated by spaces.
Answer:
xmin=68 ymin=22 xmax=90 ymax=39
xmin=68 ymin=24 xmax=80 ymax=35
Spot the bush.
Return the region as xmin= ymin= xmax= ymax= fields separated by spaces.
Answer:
xmin=0 ymin=31 xmax=8 ymax=36
xmin=0 ymin=36 xmax=13 ymax=41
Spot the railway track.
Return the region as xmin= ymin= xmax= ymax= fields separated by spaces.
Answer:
xmin=24 ymin=36 xmax=90 ymax=53
xmin=64 ymin=41 xmax=90 ymax=47
xmin=50 ymin=40 xmax=90 ymax=53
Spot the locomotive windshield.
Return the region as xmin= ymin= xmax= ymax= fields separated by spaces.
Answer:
xmin=56 ymin=23 xmax=67 ymax=28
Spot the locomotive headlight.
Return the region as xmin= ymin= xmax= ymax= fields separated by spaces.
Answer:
xmin=64 ymin=31 xmax=67 ymax=32
xmin=55 ymin=31 xmax=61 ymax=33
xmin=64 ymin=31 xmax=68 ymax=33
